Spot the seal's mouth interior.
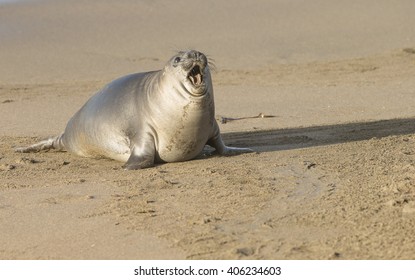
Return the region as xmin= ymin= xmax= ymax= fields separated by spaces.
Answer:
xmin=188 ymin=65 xmax=203 ymax=86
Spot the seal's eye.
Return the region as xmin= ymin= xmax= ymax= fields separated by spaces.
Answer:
xmin=173 ymin=57 xmax=181 ymax=65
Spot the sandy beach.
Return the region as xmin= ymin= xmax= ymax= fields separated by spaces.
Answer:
xmin=1 ymin=0 xmax=415 ymax=259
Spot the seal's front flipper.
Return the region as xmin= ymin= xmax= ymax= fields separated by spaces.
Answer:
xmin=123 ymin=154 xmax=154 ymax=170
xmin=207 ymin=132 xmax=254 ymax=156
xmin=122 ymin=140 xmax=155 ymax=170
xmin=221 ymin=146 xmax=254 ymax=155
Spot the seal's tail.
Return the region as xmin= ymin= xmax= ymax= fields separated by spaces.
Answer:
xmin=15 ymin=135 xmax=65 ymax=153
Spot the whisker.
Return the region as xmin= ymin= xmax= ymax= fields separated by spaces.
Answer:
xmin=205 ymin=54 xmax=217 ymax=72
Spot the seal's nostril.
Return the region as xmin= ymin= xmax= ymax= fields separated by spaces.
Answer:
xmin=188 ymin=50 xmax=200 ymax=60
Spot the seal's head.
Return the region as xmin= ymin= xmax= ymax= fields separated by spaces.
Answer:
xmin=167 ymin=50 xmax=212 ymax=97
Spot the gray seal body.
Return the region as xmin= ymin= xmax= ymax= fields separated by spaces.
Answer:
xmin=16 ymin=50 xmax=252 ymax=169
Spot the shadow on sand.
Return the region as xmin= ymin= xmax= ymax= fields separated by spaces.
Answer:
xmin=222 ymin=117 xmax=415 ymax=152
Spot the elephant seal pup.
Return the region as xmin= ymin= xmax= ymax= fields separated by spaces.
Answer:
xmin=16 ymin=50 xmax=253 ymax=169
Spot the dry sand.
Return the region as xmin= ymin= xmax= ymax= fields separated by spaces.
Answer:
xmin=1 ymin=0 xmax=415 ymax=259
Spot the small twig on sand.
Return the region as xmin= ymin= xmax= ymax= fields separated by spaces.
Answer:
xmin=220 ymin=113 xmax=276 ymax=124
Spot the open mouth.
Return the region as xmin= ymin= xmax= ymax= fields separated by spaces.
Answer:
xmin=188 ymin=65 xmax=203 ymax=86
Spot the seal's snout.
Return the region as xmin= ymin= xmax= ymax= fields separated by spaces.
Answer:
xmin=186 ymin=50 xmax=202 ymax=59
xmin=170 ymin=50 xmax=210 ymax=95
xmin=185 ymin=50 xmax=207 ymax=87
xmin=188 ymin=64 xmax=203 ymax=86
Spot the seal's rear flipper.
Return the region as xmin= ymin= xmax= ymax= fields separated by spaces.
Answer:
xmin=15 ymin=135 xmax=65 ymax=153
